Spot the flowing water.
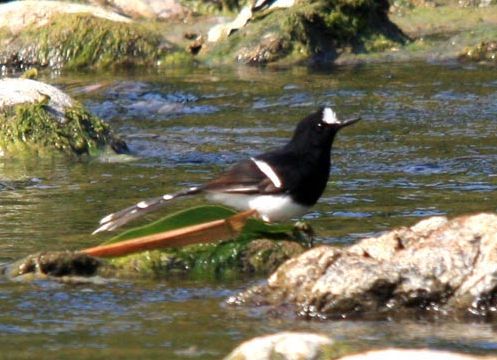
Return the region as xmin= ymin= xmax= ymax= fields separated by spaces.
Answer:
xmin=0 ymin=62 xmax=497 ymax=358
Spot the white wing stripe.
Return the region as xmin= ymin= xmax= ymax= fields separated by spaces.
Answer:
xmin=251 ymin=158 xmax=282 ymax=188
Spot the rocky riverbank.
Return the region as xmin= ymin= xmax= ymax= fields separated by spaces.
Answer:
xmin=0 ymin=0 xmax=496 ymax=71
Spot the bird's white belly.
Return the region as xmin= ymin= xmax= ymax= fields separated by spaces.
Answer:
xmin=206 ymin=192 xmax=308 ymax=222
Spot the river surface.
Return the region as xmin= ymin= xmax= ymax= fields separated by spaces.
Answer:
xmin=0 ymin=62 xmax=496 ymax=358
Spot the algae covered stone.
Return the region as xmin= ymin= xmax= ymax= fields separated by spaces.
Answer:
xmin=0 ymin=78 xmax=127 ymax=157
xmin=202 ymin=0 xmax=407 ymax=64
xmin=103 ymin=206 xmax=312 ymax=279
xmin=109 ymin=237 xmax=306 ymax=279
xmin=0 ymin=1 xmax=178 ymax=70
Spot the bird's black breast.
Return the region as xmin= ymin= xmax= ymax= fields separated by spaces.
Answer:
xmin=258 ymin=149 xmax=331 ymax=206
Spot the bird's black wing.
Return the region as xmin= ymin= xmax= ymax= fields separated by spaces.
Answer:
xmin=201 ymin=159 xmax=286 ymax=194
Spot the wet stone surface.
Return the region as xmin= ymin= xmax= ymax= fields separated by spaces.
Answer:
xmin=3 ymin=251 xmax=101 ymax=279
xmin=232 ymin=213 xmax=497 ymax=320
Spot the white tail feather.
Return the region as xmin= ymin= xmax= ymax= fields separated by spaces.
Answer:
xmin=92 ymin=187 xmax=201 ymax=234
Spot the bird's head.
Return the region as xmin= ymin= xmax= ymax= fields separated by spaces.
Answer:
xmin=290 ymin=107 xmax=360 ymax=151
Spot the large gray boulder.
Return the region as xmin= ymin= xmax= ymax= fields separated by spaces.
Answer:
xmin=232 ymin=213 xmax=497 ymax=319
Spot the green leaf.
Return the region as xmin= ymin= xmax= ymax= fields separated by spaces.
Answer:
xmin=102 ymin=205 xmax=237 ymax=245
xmin=240 ymin=218 xmax=295 ymax=240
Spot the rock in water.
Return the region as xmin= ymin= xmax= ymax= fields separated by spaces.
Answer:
xmin=232 ymin=213 xmax=497 ymax=319
xmin=224 ymin=332 xmax=334 ymax=360
xmin=0 ymin=78 xmax=75 ymax=122
xmin=3 ymin=251 xmax=101 ymax=279
xmin=337 ymin=349 xmax=491 ymax=360
xmin=0 ymin=78 xmax=127 ymax=157
xmin=225 ymin=335 xmax=490 ymax=360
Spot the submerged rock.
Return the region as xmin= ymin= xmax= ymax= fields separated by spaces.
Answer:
xmin=0 ymin=1 xmax=178 ymax=70
xmin=232 ymin=213 xmax=497 ymax=319
xmin=224 ymin=332 xmax=334 ymax=360
xmin=0 ymin=78 xmax=127 ymax=156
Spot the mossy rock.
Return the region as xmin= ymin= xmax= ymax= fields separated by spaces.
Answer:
xmin=202 ymin=0 xmax=407 ymax=65
xmin=0 ymin=206 xmax=312 ymax=281
xmin=1 ymin=236 xmax=306 ymax=282
xmin=0 ymin=78 xmax=127 ymax=157
xmin=0 ymin=12 xmax=180 ymax=70
xmin=106 ymin=206 xmax=313 ymax=279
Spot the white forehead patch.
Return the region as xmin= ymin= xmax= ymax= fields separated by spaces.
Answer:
xmin=137 ymin=201 xmax=150 ymax=209
xmin=322 ymin=107 xmax=340 ymax=125
xmin=251 ymin=158 xmax=282 ymax=188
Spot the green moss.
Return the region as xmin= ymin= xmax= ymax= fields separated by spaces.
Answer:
xmin=363 ymin=34 xmax=400 ymax=52
xmin=320 ymin=342 xmax=355 ymax=360
xmin=0 ymin=101 xmax=127 ymax=157
xmin=1 ymin=14 xmax=178 ymax=70
xmin=110 ymin=237 xmax=305 ymax=280
xmin=20 ymin=68 xmax=39 ymax=79
xmin=159 ymin=51 xmax=196 ymax=67
xmin=180 ymin=0 xmax=249 ymax=14
xmin=390 ymin=4 xmax=497 ymax=38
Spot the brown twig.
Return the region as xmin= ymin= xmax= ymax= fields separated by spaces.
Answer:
xmin=81 ymin=209 xmax=257 ymax=258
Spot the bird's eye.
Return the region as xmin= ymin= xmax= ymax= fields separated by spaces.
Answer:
xmin=316 ymin=123 xmax=324 ymax=131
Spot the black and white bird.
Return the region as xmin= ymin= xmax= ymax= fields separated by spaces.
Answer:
xmin=93 ymin=107 xmax=360 ymax=234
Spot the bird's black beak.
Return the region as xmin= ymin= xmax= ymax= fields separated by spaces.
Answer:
xmin=337 ymin=116 xmax=361 ymax=128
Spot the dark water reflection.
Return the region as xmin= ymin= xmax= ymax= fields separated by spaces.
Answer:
xmin=0 ymin=62 xmax=496 ymax=358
